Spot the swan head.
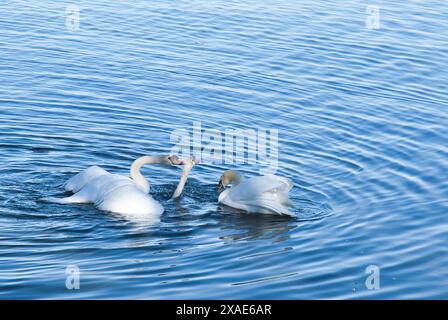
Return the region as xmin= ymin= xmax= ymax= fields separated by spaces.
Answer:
xmin=166 ymin=155 xmax=184 ymax=165
xmin=218 ymin=170 xmax=243 ymax=193
xmin=167 ymin=155 xmax=201 ymax=166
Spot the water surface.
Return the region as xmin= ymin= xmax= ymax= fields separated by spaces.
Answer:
xmin=0 ymin=0 xmax=447 ymax=299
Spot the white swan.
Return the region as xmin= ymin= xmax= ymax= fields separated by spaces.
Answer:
xmin=44 ymin=155 xmax=197 ymax=218
xmin=217 ymin=170 xmax=294 ymax=216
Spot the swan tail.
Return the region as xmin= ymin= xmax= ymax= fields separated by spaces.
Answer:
xmin=42 ymin=194 xmax=89 ymax=204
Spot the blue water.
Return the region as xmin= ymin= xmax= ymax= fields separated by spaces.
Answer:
xmin=1 ymin=0 xmax=447 ymax=299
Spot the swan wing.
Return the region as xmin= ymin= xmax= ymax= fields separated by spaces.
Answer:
xmin=230 ymin=175 xmax=293 ymax=202
xmin=230 ymin=198 xmax=294 ymax=216
xmin=221 ymin=192 xmax=294 ymax=216
xmin=64 ymin=166 xmax=109 ymax=193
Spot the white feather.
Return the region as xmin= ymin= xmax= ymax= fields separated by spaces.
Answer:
xmin=219 ymin=174 xmax=294 ymax=216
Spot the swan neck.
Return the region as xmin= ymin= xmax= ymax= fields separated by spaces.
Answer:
xmin=130 ymin=156 xmax=165 ymax=193
xmin=232 ymin=171 xmax=244 ymax=186
xmin=171 ymin=160 xmax=194 ymax=199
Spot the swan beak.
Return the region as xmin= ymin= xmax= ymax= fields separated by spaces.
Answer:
xmin=217 ymin=181 xmax=224 ymax=193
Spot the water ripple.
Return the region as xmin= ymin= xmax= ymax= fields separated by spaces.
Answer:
xmin=0 ymin=0 xmax=447 ymax=299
